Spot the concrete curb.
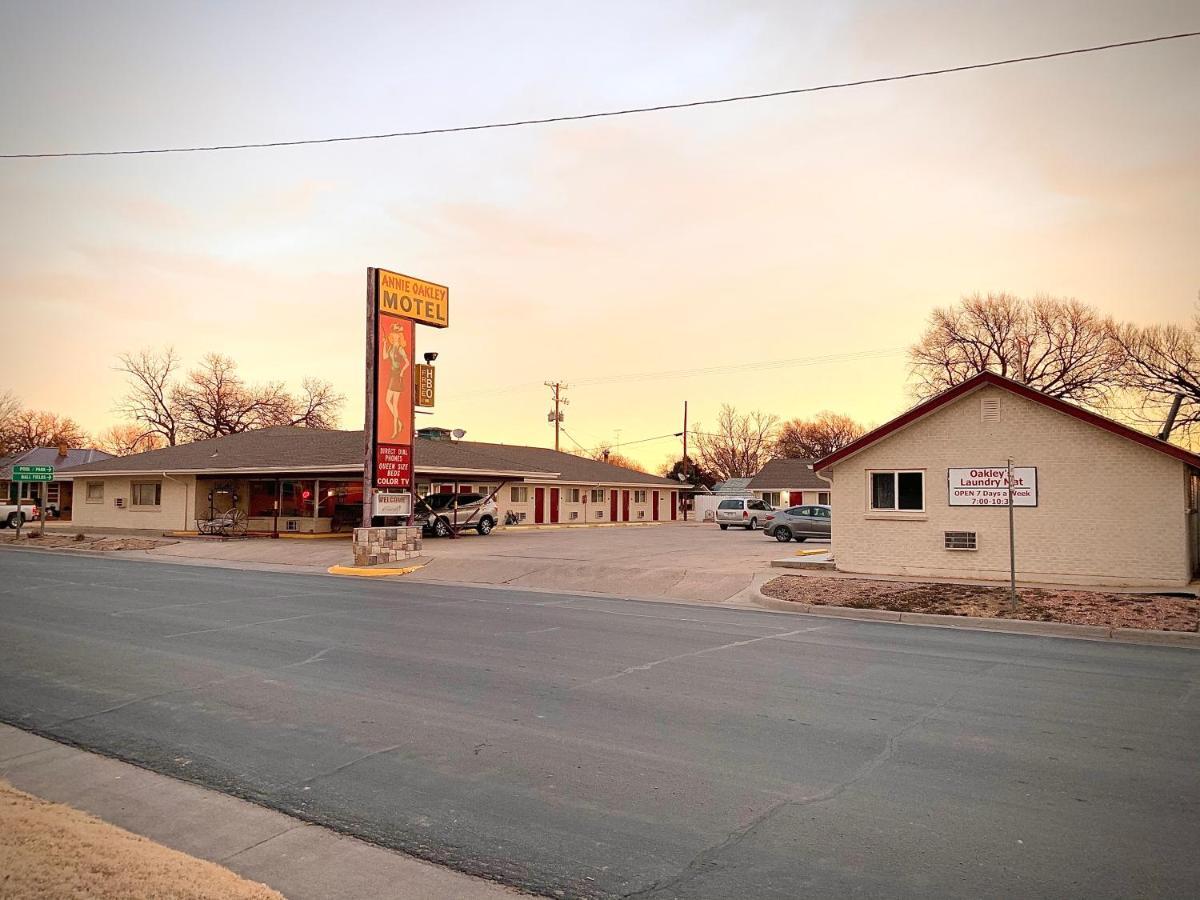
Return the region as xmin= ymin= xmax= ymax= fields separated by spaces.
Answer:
xmin=750 ymin=577 xmax=1200 ymax=648
xmin=0 ymin=725 xmax=522 ymax=899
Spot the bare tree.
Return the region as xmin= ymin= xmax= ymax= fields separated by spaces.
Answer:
xmin=1109 ymin=306 xmax=1200 ymax=441
xmin=171 ymin=353 xmax=293 ymax=440
xmin=774 ymin=411 xmax=865 ymax=460
xmin=583 ymin=443 xmax=647 ymax=473
xmin=4 ymin=409 xmax=88 ymax=453
xmin=909 ymin=293 xmax=1124 ymax=405
xmin=0 ymin=390 xmax=21 ymax=456
xmin=279 ymin=377 xmax=346 ymax=429
xmin=95 ymin=423 xmax=167 ymax=456
xmin=692 ymin=405 xmax=778 ymax=480
xmin=115 ymin=348 xmax=181 ymax=446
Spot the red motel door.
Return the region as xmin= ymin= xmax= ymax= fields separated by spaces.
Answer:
xmin=789 ymin=491 xmax=803 ymax=506
xmin=549 ymin=488 xmax=560 ymax=524
xmin=652 ymin=491 xmax=660 ymax=521
xmin=534 ymin=487 xmax=546 ymax=524
xmin=609 ymin=490 xmax=618 ymax=520
xmin=622 ymin=490 xmax=630 ymax=522
xmin=670 ymin=492 xmax=678 ymax=520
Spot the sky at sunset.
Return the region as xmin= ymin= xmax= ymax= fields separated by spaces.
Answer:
xmin=2 ymin=0 xmax=1197 ymax=470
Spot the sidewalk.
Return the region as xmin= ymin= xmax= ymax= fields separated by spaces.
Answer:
xmin=0 ymin=725 xmax=525 ymax=900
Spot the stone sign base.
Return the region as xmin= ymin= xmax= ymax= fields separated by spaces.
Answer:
xmin=353 ymin=526 xmax=422 ymax=567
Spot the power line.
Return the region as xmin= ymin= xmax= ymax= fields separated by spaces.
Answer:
xmin=5 ymin=31 xmax=1196 ymax=160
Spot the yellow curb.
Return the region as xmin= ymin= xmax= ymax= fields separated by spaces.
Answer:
xmin=167 ymin=531 xmax=351 ymax=540
xmin=794 ymin=548 xmax=830 ymax=557
xmin=507 ymin=522 xmax=666 ymax=531
xmin=327 ymin=563 xmax=424 ymax=577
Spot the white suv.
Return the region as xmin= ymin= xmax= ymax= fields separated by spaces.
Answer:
xmin=416 ymin=492 xmax=499 ymax=537
xmin=715 ymin=498 xmax=772 ymax=530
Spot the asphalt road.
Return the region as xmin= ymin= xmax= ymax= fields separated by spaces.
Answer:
xmin=1 ymin=549 xmax=1197 ymax=899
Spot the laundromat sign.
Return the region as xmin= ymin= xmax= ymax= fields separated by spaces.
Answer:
xmin=948 ymin=467 xmax=1038 ymax=507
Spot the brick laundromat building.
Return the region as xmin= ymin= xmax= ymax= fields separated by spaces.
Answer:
xmin=814 ymin=372 xmax=1200 ymax=588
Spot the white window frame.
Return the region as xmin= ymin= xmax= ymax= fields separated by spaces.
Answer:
xmin=867 ymin=470 xmax=925 ymax=512
xmin=590 ymin=488 xmax=605 ymax=503
xmin=633 ymin=489 xmax=647 ymax=503
xmin=86 ymin=481 xmax=105 ymax=503
xmin=130 ymin=480 xmax=162 ymax=508
xmin=818 ymin=491 xmax=830 ymax=505
xmin=567 ymin=488 xmax=581 ymax=503
xmin=510 ymin=486 xmax=529 ymax=503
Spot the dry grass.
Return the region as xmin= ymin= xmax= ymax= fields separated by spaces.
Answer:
xmin=762 ymin=575 xmax=1200 ymax=632
xmin=0 ymin=533 xmax=171 ymax=551
xmin=0 ymin=780 xmax=284 ymax=900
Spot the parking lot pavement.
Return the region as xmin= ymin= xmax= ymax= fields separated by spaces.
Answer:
xmin=408 ymin=522 xmax=825 ymax=602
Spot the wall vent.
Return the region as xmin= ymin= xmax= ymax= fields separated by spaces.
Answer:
xmin=113 ymin=497 xmax=125 ymax=509
xmin=286 ymin=519 xmax=299 ymax=532
xmin=945 ymin=531 xmax=977 ymax=551
xmin=981 ymin=396 xmax=1001 ymax=423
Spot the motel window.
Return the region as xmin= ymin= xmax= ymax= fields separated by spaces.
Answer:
xmin=590 ymin=489 xmax=605 ymax=503
xmin=568 ymin=488 xmax=581 ymax=503
xmin=130 ymin=481 xmax=162 ymax=507
xmin=818 ymin=492 xmax=830 ymax=505
xmin=870 ymin=471 xmax=924 ymax=512
xmin=761 ymin=491 xmax=781 ymax=507
xmin=633 ymin=490 xmax=648 ymax=503
xmin=86 ymin=481 xmax=104 ymax=503
xmin=510 ymin=486 xmax=528 ymax=503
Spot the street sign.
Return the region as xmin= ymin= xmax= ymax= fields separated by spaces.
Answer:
xmin=415 ymin=364 xmax=436 ymax=407
xmin=12 ymin=465 xmax=54 ymax=482
xmin=377 ymin=269 xmax=449 ymax=328
xmin=948 ymin=467 xmax=1037 ymax=506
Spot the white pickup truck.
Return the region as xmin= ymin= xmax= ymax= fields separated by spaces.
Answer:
xmin=0 ymin=500 xmax=40 ymax=528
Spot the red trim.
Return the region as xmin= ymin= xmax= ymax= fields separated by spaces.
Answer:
xmin=813 ymin=371 xmax=1200 ymax=472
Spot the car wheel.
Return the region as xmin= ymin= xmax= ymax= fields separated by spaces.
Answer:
xmin=719 ymin=524 xmax=728 ymax=530
xmin=432 ymin=516 xmax=452 ymax=538
xmin=748 ymin=518 xmax=757 ymax=530
xmin=774 ymin=527 xmax=791 ymax=542
xmin=7 ymin=512 xmax=23 ymax=528
xmin=477 ymin=516 xmax=494 ymax=536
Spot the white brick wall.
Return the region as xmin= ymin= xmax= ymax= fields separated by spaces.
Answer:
xmin=827 ymin=385 xmax=1192 ymax=587
xmin=70 ymin=474 xmax=196 ymax=533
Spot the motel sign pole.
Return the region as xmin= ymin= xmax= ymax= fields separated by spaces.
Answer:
xmin=1007 ymin=457 xmax=1018 ymax=611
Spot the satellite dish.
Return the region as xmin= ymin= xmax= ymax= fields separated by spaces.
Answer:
xmin=452 ymin=429 xmax=466 ymax=439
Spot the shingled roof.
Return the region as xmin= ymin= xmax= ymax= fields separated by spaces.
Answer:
xmin=746 ymin=458 xmax=827 ymax=490
xmin=59 ymin=427 xmax=679 ymax=486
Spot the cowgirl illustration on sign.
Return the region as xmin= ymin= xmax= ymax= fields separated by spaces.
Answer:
xmin=383 ymin=320 xmax=411 ymax=441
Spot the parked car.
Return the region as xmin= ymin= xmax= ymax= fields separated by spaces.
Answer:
xmin=715 ymin=497 xmax=773 ymax=530
xmin=0 ymin=500 xmax=40 ymax=528
xmin=763 ymin=504 xmax=831 ymax=542
xmin=415 ymin=492 xmax=498 ymax=537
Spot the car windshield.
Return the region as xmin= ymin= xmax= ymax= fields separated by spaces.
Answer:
xmin=718 ymin=499 xmax=742 ymax=510
xmin=422 ymin=494 xmax=455 ymax=510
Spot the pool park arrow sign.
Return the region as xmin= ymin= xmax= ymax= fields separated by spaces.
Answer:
xmin=12 ymin=465 xmax=54 ymax=482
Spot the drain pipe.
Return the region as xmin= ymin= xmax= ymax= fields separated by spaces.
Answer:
xmin=1159 ymin=393 xmax=1185 ymax=442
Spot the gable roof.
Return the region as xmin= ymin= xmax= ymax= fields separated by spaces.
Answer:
xmin=747 ymin=458 xmax=827 ymax=490
xmin=813 ymin=371 xmax=1200 ymax=472
xmin=0 ymin=447 xmax=113 ymax=480
xmin=710 ymin=477 xmax=753 ymax=494
xmin=57 ymin=427 xmax=678 ymax=486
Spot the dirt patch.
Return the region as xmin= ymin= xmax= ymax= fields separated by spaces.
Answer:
xmin=762 ymin=575 xmax=1200 ymax=632
xmin=0 ymin=533 xmax=173 ymax=552
xmin=0 ymin=779 xmax=284 ymax=900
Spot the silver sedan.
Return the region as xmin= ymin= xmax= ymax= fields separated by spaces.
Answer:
xmin=763 ymin=504 xmax=831 ymax=542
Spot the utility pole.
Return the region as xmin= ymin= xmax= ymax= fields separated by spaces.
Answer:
xmin=682 ymin=400 xmax=689 ymax=522
xmin=545 ymin=381 xmax=569 ymax=452
xmin=1007 ymin=457 xmax=1018 ymax=612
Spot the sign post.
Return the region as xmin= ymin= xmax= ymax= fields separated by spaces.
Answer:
xmin=1007 ymin=458 xmax=1018 ymax=612
xmin=11 ymin=466 xmax=53 ymax=540
xmin=364 ymin=268 xmax=449 ymax=528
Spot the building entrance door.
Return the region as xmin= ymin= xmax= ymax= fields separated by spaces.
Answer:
xmin=789 ymin=491 xmax=803 ymax=506
xmin=534 ymin=487 xmax=546 ymax=524
xmin=652 ymin=491 xmax=659 ymax=520
xmin=621 ymin=490 xmax=630 ymax=522
xmin=549 ymin=488 xmax=560 ymax=524
xmin=671 ymin=492 xmax=678 ymax=520
xmin=609 ymin=490 xmax=618 ymax=520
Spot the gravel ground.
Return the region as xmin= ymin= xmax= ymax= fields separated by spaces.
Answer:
xmin=1 ymin=533 xmax=174 ymax=552
xmin=762 ymin=574 xmax=1200 ymax=632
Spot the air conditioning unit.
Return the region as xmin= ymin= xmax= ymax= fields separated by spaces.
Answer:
xmin=945 ymin=531 xmax=977 ymax=550
xmin=286 ymin=520 xmax=299 ymax=532
xmin=113 ymin=497 xmax=125 ymax=508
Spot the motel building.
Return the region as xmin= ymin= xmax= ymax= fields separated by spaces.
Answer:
xmin=746 ymin=458 xmax=831 ymax=508
xmin=813 ymin=371 xmax=1200 ymax=589
xmin=60 ymin=426 xmax=683 ymax=534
